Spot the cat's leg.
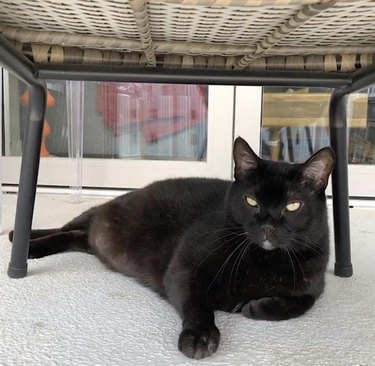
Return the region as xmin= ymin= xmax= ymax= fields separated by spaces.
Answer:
xmin=9 ymin=228 xmax=62 ymax=242
xmin=26 ymin=230 xmax=89 ymax=258
xmin=241 ymin=295 xmax=315 ymax=321
xmin=164 ymin=268 xmax=220 ymax=359
xmin=178 ymin=299 xmax=220 ymax=359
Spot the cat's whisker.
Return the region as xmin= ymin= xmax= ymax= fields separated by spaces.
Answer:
xmin=194 ymin=237 xmax=237 ymax=272
xmin=194 ymin=232 xmax=248 ymax=279
xmin=301 ymin=242 xmax=328 ymax=256
xmin=228 ymin=238 xmax=248 ymax=295
xmin=193 ymin=225 xmax=245 ymax=243
xmin=205 ymin=238 xmax=248 ymax=294
xmin=283 ymin=247 xmax=296 ymax=295
xmin=232 ymin=240 xmax=252 ymax=295
xmin=193 ymin=228 xmax=248 ymax=257
xmin=296 ymin=233 xmax=329 ymax=252
xmin=193 ymin=231 xmax=244 ymax=258
xmin=203 ymin=229 xmax=247 ymax=239
xmin=288 ymin=246 xmax=307 ymax=281
xmin=284 ymin=234 xmax=329 ymax=256
xmin=203 ymin=227 xmax=242 ymax=237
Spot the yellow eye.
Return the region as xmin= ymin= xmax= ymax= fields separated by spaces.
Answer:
xmin=285 ymin=202 xmax=301 ymax=212
xmin=245 ymin=196 xmax=258 ymax=207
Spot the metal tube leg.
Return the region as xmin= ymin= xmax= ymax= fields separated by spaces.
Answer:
xmin=329 ymin=89 xmax=353 ymax=278
xmin=7 ymin=82 xmax=47 ymax=278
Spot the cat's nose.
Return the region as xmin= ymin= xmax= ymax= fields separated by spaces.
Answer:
xmin=260 ymin=225 xmax=275 ymax=238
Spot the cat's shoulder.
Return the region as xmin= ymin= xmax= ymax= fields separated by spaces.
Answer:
xmin=112 ymin=177 xmax=231 ymax=210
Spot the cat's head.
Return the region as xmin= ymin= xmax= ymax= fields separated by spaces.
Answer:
xmin=227 ymin=137 xmax=335 ymax=253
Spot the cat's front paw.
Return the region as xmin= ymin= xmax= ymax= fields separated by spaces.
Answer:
xmin=178 ymin=327 xmax=220 ymax=359
xmin=242 ymin=297 xmax=285 ymax=321
xmin=242 ymin=295 xmax=315 ymax=321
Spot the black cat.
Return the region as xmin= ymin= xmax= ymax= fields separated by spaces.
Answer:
xmin=9 ymin=137 xmax=334 ymax=359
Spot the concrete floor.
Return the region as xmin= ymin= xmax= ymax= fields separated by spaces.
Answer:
xmin=1 ymin=193 xmax=375 ymax=366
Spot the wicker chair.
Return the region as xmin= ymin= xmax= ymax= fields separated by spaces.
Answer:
xmin=1 ymin=0 xmax=375 ymax=279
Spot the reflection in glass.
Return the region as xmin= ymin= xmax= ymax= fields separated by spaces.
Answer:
xmin=261 ymin=86 xmax=374 ymax=165
xmin=4 ymin=76 xmax=209 ymax=162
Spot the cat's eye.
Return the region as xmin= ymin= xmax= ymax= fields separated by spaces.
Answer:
xmin=285 ymin=202 xmax=301 ymax=212
xmin=245 ymin=196 xmax=258 ymax=207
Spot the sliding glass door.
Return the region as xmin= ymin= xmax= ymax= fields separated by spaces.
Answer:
xmin=2 ymin=73 xmax=235 ymax=189
xmin=3 ymin=74 xmax=375 ymax=197
xmin=235 ymin=85 xmax=375 ymax=198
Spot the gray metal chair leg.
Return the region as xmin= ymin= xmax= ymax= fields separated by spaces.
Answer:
xmin=329 ymin=89 xmax=353 ymax=278
xmin=7 ymin=83 xmax=47 ymax=278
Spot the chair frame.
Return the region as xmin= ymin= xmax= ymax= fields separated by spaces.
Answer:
xmin=1 ymin=34 xmax=375 ymax=279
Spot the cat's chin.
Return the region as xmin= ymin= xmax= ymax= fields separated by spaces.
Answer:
xmin=258 ymin=239 xmax=275 ymax=251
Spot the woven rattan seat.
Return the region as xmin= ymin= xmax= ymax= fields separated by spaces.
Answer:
xmin=0 ymin=0 xmax=374 ymax=71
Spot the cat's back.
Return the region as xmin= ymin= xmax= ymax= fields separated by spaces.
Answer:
xmin=115 ymin=177 xmax=231 ymax=222
xmin=143 ymin=177 xmax=230 ymax=205
xmin=91 ymin=177 xmax=231 ymax=241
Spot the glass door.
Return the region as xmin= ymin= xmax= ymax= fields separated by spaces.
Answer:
xmin=2 ymin=73 xmax=235 ymax=189
xmin=347 ymin=85 xmax=375 ymax=197
xmin=235 ymin=85 xmax=375 ymax=198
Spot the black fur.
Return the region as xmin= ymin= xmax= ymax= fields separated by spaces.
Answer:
xmin=9 ymin=137 xmax=334 ymax=359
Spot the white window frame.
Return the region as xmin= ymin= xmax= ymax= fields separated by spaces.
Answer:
xmin=234 ymin=86 xmax=263 ymax=155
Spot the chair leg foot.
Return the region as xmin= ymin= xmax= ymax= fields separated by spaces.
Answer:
xmin=7 ymin=263 xmax=28 ymax=279
xmin=334 ymin=263 xmax=353 ymax=278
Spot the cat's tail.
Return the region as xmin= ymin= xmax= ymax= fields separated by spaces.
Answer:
xmin=8 ymin=206 xmax=96 ymax=258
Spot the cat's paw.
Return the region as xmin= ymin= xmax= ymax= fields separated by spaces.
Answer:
xmin=242 ymin=295 xmax=315 ymax=320
xmin=178 ymin=327 xmax=220 ymax=359
xmin=242 ymin=297 xmax=286 ymax=321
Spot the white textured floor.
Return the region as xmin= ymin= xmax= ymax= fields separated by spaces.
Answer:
xmin=1 ymin=193 xmax=375 ymax=366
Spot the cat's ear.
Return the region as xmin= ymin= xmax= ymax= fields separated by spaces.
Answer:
xmin=297 ymin=147 xmax=335 ymax=191
xmin=233 ymin=137 xmax=262 ymax=180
